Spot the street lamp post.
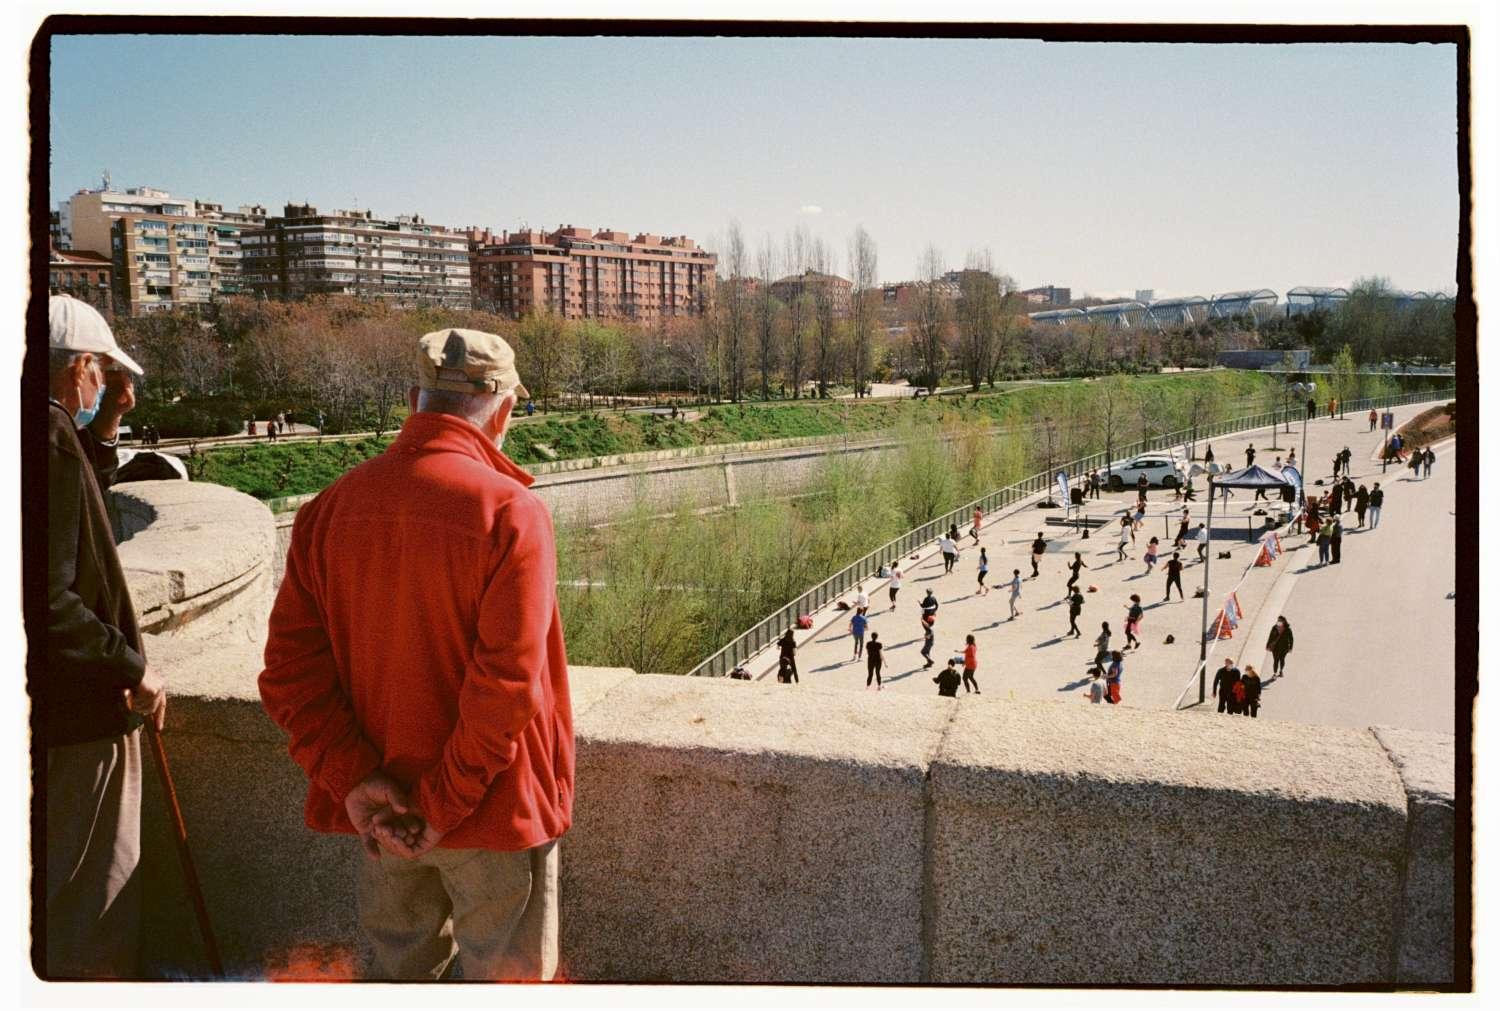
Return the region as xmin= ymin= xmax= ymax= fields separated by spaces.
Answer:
xmin=1197 ymin=472 xmax=1216 ymax=705
xmin=1290 ymin=381 xmax=1315 ymax=475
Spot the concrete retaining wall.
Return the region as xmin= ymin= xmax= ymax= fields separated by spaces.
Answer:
xmin=121 ymin=481 xmax=1458 ymax=987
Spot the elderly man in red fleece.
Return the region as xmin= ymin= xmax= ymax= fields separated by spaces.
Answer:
xmin=259 ymin=328 xmax=573 ymax=981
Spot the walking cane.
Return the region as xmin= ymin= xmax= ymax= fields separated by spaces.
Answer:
xmin=145 ymin=723 xmax=225 ymax=977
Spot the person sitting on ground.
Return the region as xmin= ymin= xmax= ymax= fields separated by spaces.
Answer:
xmin=933 ymin=658 xmax=961 ymax=698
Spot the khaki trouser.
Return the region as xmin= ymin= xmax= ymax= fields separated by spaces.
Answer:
xmin=356 ymin=839 xmax=559 ymax=981
xmin=44 ymin=728 xmax=143 ymax=980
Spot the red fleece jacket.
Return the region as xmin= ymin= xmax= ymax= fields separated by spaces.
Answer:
xmin=259 ymin=411 xmax=574 ymax=851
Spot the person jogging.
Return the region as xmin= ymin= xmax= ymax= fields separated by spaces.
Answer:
xmin=961 ymin=635 xmax=981 ymax=694
xmin=1368 ymin=483 xmax=1384 ymax=528
xmin=865 ymin=632 xmax=884 ymax=690
xmin=1164 ymin=552 xmax=1185 ymax=601
xmin=1143 ymin=536 xmax=1160 ymax=575
xmin=1117 ymin=515 xmax=1131 ymax=562
xmin=1123 ymin=594 xmax=1144 ymax=650
xmin=938 ymin=533 xmax=958 ymax=574
xmin=1067 ymin=588 xmax=1085 ymax=638
xmin=970 ymin=506 xmax=984 ymax=545
xmin=976 ymin=547 xmax=990 ymax=596
xmin=1006 ymin=568 xmax=1023 ymax=620
xmin=1064 ymin=551 xmax=1087 ymax=598
xmin=848 ymin=609 xmax=868 ymax=661
xmin=1030 ymin=532 xmax=1047 ymax=578
xmin=1266 ymin=616 xmax=1294 ymax=678
xmin=920 ymin=621 xmax=936 ymax=669
xmin=887 ymin=562 xmax=904 ymax=610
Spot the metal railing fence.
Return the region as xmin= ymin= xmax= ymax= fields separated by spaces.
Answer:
xmin=687 ymin=388 xmax=1454 ymax=677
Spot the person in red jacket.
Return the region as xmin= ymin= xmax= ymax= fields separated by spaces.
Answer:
xmin=259 ymin=328 xmax=573 ymax=981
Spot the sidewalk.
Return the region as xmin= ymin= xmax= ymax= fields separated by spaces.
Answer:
xmin=752 ymin=401 xmax=1454 ymax=733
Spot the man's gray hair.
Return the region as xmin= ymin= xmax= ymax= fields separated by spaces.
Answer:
xmin=49 ymin=346 xmax=84 ymax=377
xmin=416 ymin=387 xmax=512 ymax=427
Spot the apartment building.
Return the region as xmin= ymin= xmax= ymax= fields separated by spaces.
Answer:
xmin=470 ymin=225 xmax=716 ymax=321
xmin=48 ymin=244 xmax=115 ymax=321
xmin=1021 ymin=285 xmax=1071 ymax=307
xmin=63 ymin=184 xmax=266 ymax=314
xmin=240 ymin=204 xmax=472 ymax=308
xmin=769 ymin=269 xmax=854 ymax=317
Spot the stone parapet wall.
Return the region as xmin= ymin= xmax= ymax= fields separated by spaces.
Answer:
xmin=133 ymin=659 xmax=1458 ymax=986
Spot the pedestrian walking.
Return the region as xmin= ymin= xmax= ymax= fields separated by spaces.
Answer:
xmin=1067 ymin=588 xmax=1085 ymax=638
xmin=1328 ymin=397 xmax=1337 ymax=420
xmin=1165 ymin=552 xmax=1185 ymax=601
xmin=1117 ymin=515 xmax=1131 ymax=562
xmin=1266 ymin=616 xmax=1294 ymax=678
xmin=849 ymin=610 xmax=868 ymax=660
xmin=1007 ymin=569 xmax=1023 ymax=620
xmin=1143 ymin=536 xmax=1160 ymax=575
xmin=1341 ymin=446 xmax=1352 ymax=477
xmin=1064 ymin=551 xmax=1087 ymax=597
xmin=1424 ymin=447 xmax=1435 ymax=478
xmin=1341 ymin=476 xmax=1355 ymax=512
xmin=1204 ymin=443 xmax=1215 ymax=468
xmin=865 ymin=633 xmax=884 ymax=690
xmin=948 ymin=522 xmax=961 ymax=545
xmin=1330 ymin=481 xmax=1344 ymax=514
xmin=1094 ymin=622 xmax=1112 ymax=669
xmin=971 ymin=506 xmax=984 ymax=545
xmin=1195 ymin=522 xmax=1209 ymax=562
xmin=1316 ymin=524 xmax=1332 ymax=565
xmin=1174 ymin=508 xmax=1190 ymax=549
xmin=939 ymin=533 xmax=958 ymax=574
xmin=920 ymin=588 xmax=940 ymax=629
xmin=961 ymin=635 xmax=981 ymax=694
xmin=1130 ymin=504 xmax=1145 ymax=546
xmin=1330 ymin=516 xmax=1343 ymax=565
xmin=1355 ymin=484 xmax=1370 ymax=527
xmin=1136 ymin=473 xmax=1149 ymax=503
xmin=1105 ymin=651 xmax=1124 ymax=704
xmin=1331 ymin=452 xmax=1341 ymax=479
xmin=976 ymin=548 xmax=990 ymax=595
xmin=1369 ymin=407 xmax=1378 ymax=432
xmin=1213 ymin=658 xmax=1241 ymax=715
xmin=1245 ymin=443 xmax=1256 ymax=469
xmin=887 ymin=562 xmax=904 ymax=610
xmin=933 ymin=658 xmax=961 ymax=697
xmin=1030 ymin=532 xmax=1046 ymax=578
xmin=1089 ymin=469 xmax=1102 ymax=500
xmin=1123 ymin=594 xmax=1144 ymax=650
xmin=779 ymin=628 xmax=799 ymax=683
xmin=1242 ymin=665 xmax=1263 ymax=718
xmin=259 ymin=326 xmax=570 ymax=981
xmin=1369 ymin=483 xmax=1384 ymax=528
xmin=920 ymin=621 xmax=936 ymax=669
xmin=1306 ymin=397 xmax=1317 ymax=421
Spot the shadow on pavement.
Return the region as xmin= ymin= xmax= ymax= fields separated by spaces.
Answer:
xmin=1032 ymin=636 xmax=1067 ymax=649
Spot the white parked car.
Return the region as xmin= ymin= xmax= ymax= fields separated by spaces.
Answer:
xmin=1106 ymin=452 xmax=1187 ymax=490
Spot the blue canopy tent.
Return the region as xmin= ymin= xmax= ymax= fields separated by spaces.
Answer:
xmin=1192 ymin=463 xmax=1298 ymax=703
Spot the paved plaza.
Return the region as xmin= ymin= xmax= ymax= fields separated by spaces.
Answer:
xmin=746 ymin=399 xmax=1456 ymax=734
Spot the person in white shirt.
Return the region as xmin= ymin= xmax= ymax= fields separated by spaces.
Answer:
xmin=887 ymin=563 xmax=904 ymax=610
xmin=1006 ymin=568 xmax=1023 ymax=619
xmin=939 ymin=535 xmax=958 ymax=574
xmin=854 ymin=583 xmax=869 ymax=615
xmin=1195 ymin=522 xmax=1210 ymax=561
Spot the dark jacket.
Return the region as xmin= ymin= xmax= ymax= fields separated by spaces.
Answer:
xmin=1266 ymin=624 xmax=1294 ymax=656
xmin=933 ymin=667 xmax=961 ymax=697
xmin=1370 ymin=488 xmax=1384 ymax=508
xmin=1242 ymin=673 xmax=1262 ymax=705
xmin=779 ymin=631 xmax=797 ymax=659
xmin=1212 ymin=665 xmax=1241 ymax=698
xmin=1355 ymin=489 xmax=1370 ymax=511
xmin=43 ymin=402 xmax=147 ymax=747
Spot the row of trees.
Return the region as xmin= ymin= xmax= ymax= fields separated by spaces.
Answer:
xmin=1257 ymin=276 xmax=1457 ymax=365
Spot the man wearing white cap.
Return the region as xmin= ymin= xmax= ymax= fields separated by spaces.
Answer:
xmin=41 ymin=295 xmax=163 ymax=978
xmin=260 ymin=328 xmax=572 ymax=981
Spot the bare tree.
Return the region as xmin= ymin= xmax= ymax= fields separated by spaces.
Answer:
xmin=754 ymin=234 xmax=780 ymax=400
xmin=782 ymin=226 xmax=810 ymax=398
xmin=515 ymin=311 xmax=571 ymax=413
xmin=1095 ymin=374 xmax=1137 ymax=486
xmin=720 ymin=220 xmax=750 ymax=402
xmin=955 ymin=250 xmax=1001 ymax=391
xmin=807 ymin=236 xmax=839 ymax=399
xmin=847 ymin=225 xmax=878 ymax=398
xmin=907 ymin=244 xmax=951 ymax=394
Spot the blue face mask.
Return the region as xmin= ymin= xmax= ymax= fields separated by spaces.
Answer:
xmin=73 ymin=371 xmax=104 ymax=428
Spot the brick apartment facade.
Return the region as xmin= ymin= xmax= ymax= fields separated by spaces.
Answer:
xmin=48 ymin=245 xmax=115 ymax=321
xmin=770 ymin=269 xmax=854 ymax=317
xmin=240 ymin=204 xmax=472 ymax=308
xmin=470 ymin=225 xmax=716 ymax=321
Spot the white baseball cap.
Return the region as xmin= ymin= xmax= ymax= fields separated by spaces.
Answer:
xmin=48 ymin=294 xmax=144 ymax=375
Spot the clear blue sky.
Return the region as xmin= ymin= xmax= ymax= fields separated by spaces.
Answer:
xmin=48 ymin=35 xmax=1459 ymax=298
